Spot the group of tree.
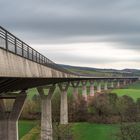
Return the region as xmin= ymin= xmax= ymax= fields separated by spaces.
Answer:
xmin=20 ymin=91 xmax=140 ymax=124
xmin=20 ymin=91 xmax=140 ymax=140
xmin=88 ymin=93 xmax=140 ymax=123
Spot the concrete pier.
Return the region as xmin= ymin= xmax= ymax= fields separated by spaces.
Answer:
xmin=127 ymin=79 xmax=132 ymax=85
xmin=71 ymin=81 xmax=79 ymax=101
xmin=123 ymin=80 xmax=126 ymax=86
xmin=0 ymin=91 xmax=27 ymax=140
xmin=97 ymin=81 xmax=101 ymax=93
xmin=111 ymin=81 xmax=114 ymax=88
xmin=89 ymin=80 xmax=95 ymax=96
xmin=104 ymin=81 xmax=108 ymax=91
xmin=37 ymin=85 xmax=56 ymax=140
xmin=117 ymin=81 xmax=120 ymax=88
xmin=81 ymin=81 xmax=88 ymax=101
xmin=58 ymin=83 xmax=69 ymax=124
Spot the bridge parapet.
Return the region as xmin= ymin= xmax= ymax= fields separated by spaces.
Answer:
xmin=0 ymin=26 xmax=77 ymax=76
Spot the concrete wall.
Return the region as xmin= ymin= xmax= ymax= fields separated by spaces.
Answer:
xmin=0 ymin=49 xmax=78 ymax=78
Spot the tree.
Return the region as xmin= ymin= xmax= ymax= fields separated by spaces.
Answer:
xmin=116 ymin=95 xmax=137 ymax=122
xmin=90 ymin=94 xmax=113 ymax=123
xmin=53 ymin=124 xmax=73 ymax=140
xmin=136 ymin=98 xmax=140 ymax=118
xmin=108 ymin=93 xmax=118 ymax=115
xmin=115 ymin=123 xmax=140 ymax=140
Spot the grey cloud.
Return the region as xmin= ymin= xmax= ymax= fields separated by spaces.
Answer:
xmin=1 ymin=0 xmax=140 ymax=49
xmin=40 ymin=51 xmax=140 ymax=65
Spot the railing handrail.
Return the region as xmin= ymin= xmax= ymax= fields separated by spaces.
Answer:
xmin=0 ymin=26 xmax=77 ymax=76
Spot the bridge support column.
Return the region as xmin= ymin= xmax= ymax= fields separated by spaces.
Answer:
xmin=71 ymin=81 xmax=79 ymax=101
xmin=58 ymin=83 xmax=69 ymax=125
xmin=129 ymin=79 xmax=132 ymax=85
xmin=37 ymin=85 xmax=56 ymax=140
xmin=89 ymin=80 xmax=94 ymax=96
xmin=123 ymin=80 xmax=126 ymax=86
xmin=97 ymin=81 xmax=101 ymax=93
xmin=111 ymin=81 xmax=114 ymax=88
xmin=81 ymin=81 xmax=88 ymax=101
xmin=0 ymin=91 xmax=27 ymax=140
xmin=117 ymin=81 xmax=120 ymax=88
xmin=104 ymin=81 xmax=108 ymax=91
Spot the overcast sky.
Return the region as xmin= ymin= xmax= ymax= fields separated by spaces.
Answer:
xmin=1 ymin=0 xmax=140 ymax=69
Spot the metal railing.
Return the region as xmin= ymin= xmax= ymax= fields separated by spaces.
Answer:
xmin=0 ymin=26 xmax=77 ymax=75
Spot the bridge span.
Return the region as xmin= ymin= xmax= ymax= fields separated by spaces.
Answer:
xmin=0 ymin=26 xmax=138 ymax=140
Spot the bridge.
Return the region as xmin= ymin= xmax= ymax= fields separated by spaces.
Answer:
xmin=0 ymin=26 xmax=138 ymax=140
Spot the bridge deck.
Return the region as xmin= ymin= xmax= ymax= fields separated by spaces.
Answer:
xmin=0 ymin=26 xmax=138 ymax=94
xmin=0 ymin=77 xmax=137 ymax=94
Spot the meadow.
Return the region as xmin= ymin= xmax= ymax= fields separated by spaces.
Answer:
xmin=19 ymin=81 xmax=140 ymax=140
xmin=112 ymin=81 xmax=140 ymax=101
xmin=73 ymin=123 xmax=119 ymax=140
xmin=19 ymin=122 xmax=119 ymax=140
xmin=19 ymin=121 xmax=39 ymax=140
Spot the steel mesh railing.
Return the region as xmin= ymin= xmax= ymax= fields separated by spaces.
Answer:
xmin=0 ymin=26 xmax=77 ymax=75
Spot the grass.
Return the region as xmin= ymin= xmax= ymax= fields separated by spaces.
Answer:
xmin=67 ymin=68 xmax=123 ymax=77
xmin=126 ymin=81 xmax=140 ymax=89
xmin=73 ymin=123 xmax=119 ymax=140
xmin=112 ymin=89 xmax=140 ymax=101
xmin=19 ymin=120 xmax=38 ymax=139
xmin=20 ymin=126 xmax=40 ymax=140
xmin=19 ymin=121 xmax=119 ymax=140
xmin=111 ymin=81 xmax=140 ymax=101
xmin=19 ymin=81 xmax=140 ymax=140
xmin=72 ymin=81 xmax=140 ymax=140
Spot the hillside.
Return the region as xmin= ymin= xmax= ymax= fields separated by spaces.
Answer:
xmin=59 ymin=64 xmax=140 ymax=77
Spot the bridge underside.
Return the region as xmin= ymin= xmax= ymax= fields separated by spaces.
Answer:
xmin=0 ymin=77 xmax=85 ymax=93
xmin=0 ymin=77 xmax=137 ymax=94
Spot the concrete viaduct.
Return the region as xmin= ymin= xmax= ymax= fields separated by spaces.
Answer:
xmin=0 ymin=26 xmax=138 ymax=140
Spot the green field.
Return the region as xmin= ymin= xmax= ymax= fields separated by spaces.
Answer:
xmin=126 ymin=81 xmax=140 ymax=89
xmin=72 ymin=86 xmax=140 ymax=140
xmin=73 ymin=123 xmax=119 ymax=140
xmin=19 ymin=81 xmax=140 ymax=140
xmin=19 ymin=122 xmax=119 ymax=140
xmin=19 ymin=120 xmax=38 ymax=139
xmin=112 ymin=89 xmax=140 ymax=101
xmin=112 ymin=81 xmax=140 ymax=101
